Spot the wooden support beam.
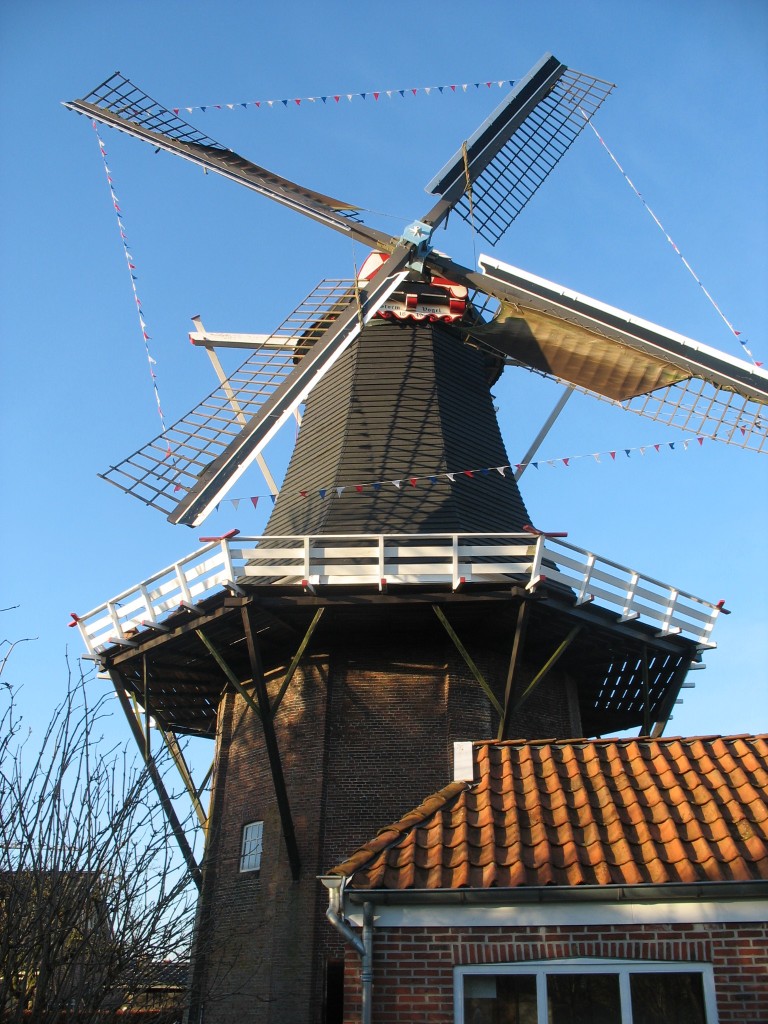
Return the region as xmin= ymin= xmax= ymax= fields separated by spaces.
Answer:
xmin=195 ymin=628 xmax=261 ymax=722
xmin=159 ymin=727 xmax=208 ymax=832
xmin=651 ymin=656 xmax=691 ymax=737
xmin=511 ymin=625 xmax=582 ymax=715
xmin=108 ymin=668 xmax=202 ymax=890
xmin=641 ymin=645 xmax=651 ymax=736
xmin=498 ymin=602 xmax=530 ymax=741
xmin=242 ymin=605 xmax=302 ymax=881
xmin=432 ymin=605 xmax=503 ymax=718
xmin=271 ymin=608 xmax=325 ymax=717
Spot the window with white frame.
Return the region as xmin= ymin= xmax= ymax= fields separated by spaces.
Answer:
xmin=455 ymin=959 xmax=718 ymax=1024
xmin=240 ymin=820 xmax=264 ymax=873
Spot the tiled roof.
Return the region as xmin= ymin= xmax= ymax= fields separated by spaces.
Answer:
xmin=331 ymin=736 xmax=768 ymax=889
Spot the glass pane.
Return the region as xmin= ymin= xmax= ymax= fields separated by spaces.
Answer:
xmin=630 ymin=972 xmax=707 ymax=1024
xmin=547 ymin=973 xmax=621 ymax=1024
xmin=463 ymin=973 xmax=538 ymax=1024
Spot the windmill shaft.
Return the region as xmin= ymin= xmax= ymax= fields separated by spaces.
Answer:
xmin=170 ymin=248 xmax=414 ymax=526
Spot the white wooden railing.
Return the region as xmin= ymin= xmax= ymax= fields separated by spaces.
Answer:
xmin=72 ymin=532 xmax=726 ymax=655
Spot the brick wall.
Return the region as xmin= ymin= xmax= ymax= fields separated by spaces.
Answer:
xmin=340 ymin=921 xmax=768 ymax=1023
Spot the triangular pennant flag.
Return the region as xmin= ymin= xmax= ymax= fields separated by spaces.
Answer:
xmin=531 ymin=462 xmax=539 ymax=470
xmin=697 ymin=436 xmax=704 ymax=445
xmin=299 ymin=491 xmax=307 ymax=499
xmin=610 ymin=451 xmax=616 ymax=460
xmin=318 ymin=489 xmax=327 ymax=499
xmin=250 ymin=496 xmax=260 ymax=509
xmin=227 ymin=104 xmax=234 ymax=110
xmin=398 ymin=89 xmax=405 ymax=98
xmin=547 ymin=460 xmax=555 ymax=468
xmin=683 ymin=440 xmax=689 ymax=450
xmin=639 ymin=447 xmax=645 ymax=456
xmin=392 ymin=480 xmax=402 ymax=489
xmin=438 ymin=86 xmax=444 ymax=94
xmin=425 ymin=87 xmax=431 ymax=95
xmin=446 ymin=472 xmax=456 ymax=482
xmin=268 ymin=100 xmax=274 ymax=107
xmin=281 ymin=99 xmax=289 ymax=107
xmin=355 ymin=484 xmax=363 ymax=493
xmin=201 ymin=106 xmax=207 ymax=113
xmin=215 ymin=503 xmax=220 ymax=513
xmin=270 ymin=494 xmax=276 ymax=504
xmin=562 ymin=458 xmax=569 ymax=467
xmin=654 ymin=444 xmax=661 ymax=452
xmin=409 ymin=478 xmax=418 ymax=487
xmin=346 ymin=94 xmax=353 ymax=101
xmin=294 ymin=99 xmax=301 ymax=106
xmin=386 ymin=90 xmax=392 ymax=98
xmin=361 ymin=93 xmax=367 ymax=100
xmin=172 ymin=108 xmax=179 ymax=115
xmin=373 ymin=92 xmax=380 ymax=101
xmin=593 ymin=454 xmax=601 ymax=463
xmin=669 ymin=442 xmax=675 ymax=450
xmin=411 ymin=88 xmax=418 ymax=96
xmin=464 ymin=470 xmax=474 ymax=478
xmin=372 ymin=482 xmax=382 ymax=491
xmin=334 ymin=96 xmax=340 ymax=103
xmin=321 ymin=96 xmax=327 ymax=103
xmin=515 ymin=464 xmax=523 ymax=473
xmin=429 ymin=476 xmax=438 ymax=484
xmin=451 ymin=84 xmax=457 ymax=92
xmin=480 ymin=468 xmax=490 ymax=476
xmin=496 ymin=466 xmax=506 ymax=475
xmin=624 ymin=449 xmax=631 ymax=457
xmin=336 ymin=487 xmax=345 ymax=497
xmin=232 ymin=498 xmax=240 ymax=511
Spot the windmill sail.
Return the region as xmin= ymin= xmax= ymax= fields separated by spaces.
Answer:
xmin=425 ymin=55 xmax=614 ymax=245
xmin=100 ymin=280 xmax=357 ymax=516
xmin=64 ymin=73 xmax=393 ymax=253
xmin=472 ymin=257 xmax=768 ymax=452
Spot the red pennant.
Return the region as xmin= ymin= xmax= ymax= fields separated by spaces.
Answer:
xmin=697 ymin=437 xmax=704 ymax=445
xmin=251 ymin=496 xmax=259 ymax=508
xmin=173 ymin=108 xmax=179 ymax=115
xmin=409 ymin=478 xmax=418 ymax=487
xmin=654 ymin=444 xmax=660 ymax=453
xmin=355 ymin=485 xmax=363 ymax=493
xmin=334 ymin=95 xmax=341 ymax=103
xmin=411 ymin=88 xmax=417 ymax=95
xmin=299 ymin=490 xmax=308 ymax=498
xmin=464 ymin=470 xmax=474 ymax=478
xmin=373 ymin=92 xmax=380 ymax=101
xmin=295 ymin=99 xmax=301 ymax=106
xmin=609 ymin=451 xmax=616 ymax=460
xmin=562 ymin=458 xmax=569 ymax=467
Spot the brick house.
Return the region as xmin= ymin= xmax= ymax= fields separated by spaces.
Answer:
xmin=323 ymin=736 xmax=768 ymax=1023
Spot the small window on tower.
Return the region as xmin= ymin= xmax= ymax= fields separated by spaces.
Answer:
xmin=240 ymin=820 xmax=264 ymax=873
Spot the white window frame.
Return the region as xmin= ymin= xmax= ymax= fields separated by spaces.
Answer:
xmin=239 ymin=820 xmax=264 ymax=873
xmin=454 ymin=958 xmax=719 ymax=1024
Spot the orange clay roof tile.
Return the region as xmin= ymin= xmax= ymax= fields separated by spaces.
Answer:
xmin=330 ymin=736 xmax=768 ymax=891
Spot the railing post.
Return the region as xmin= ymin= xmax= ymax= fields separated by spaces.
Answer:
xmin=658 ymin=588 xmax=680 ymax=635
xmin=378 ymin=534 xmax=386 ymax=581
xmin=304 ymin=535 xmax=311 ymax=579
xmin=620 ymin=572 xmax=640 ymax=622
xmin=576 ymin=553 xmax=596 ymax=606
xmin=174 ymin=560 xmax=193 ymax=604
xmin=451 ymin=534 xmax=459 ymax=589
xmin=221 ymin=537 xmax=237 ymax=585
xmin=526 ymin=535 xmax=545 ymax=591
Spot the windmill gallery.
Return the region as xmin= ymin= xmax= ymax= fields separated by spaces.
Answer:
xmin=67 ymin=54 xmax=768 ymax=1023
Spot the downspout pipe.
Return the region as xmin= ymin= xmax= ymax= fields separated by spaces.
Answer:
xmin=322 ymin=876 xmax=373 ymax=1023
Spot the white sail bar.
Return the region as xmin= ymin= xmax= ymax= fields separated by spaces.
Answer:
xmin=478 ymin=256 xmax=768 ymax=452
xmin=72 ymin=532 xmax=726 ymax=656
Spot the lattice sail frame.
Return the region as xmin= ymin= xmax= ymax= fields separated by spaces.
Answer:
xmin=100 ymin=280 xmax=356 ymax=514
xmin=427 ymin=63 xmax=614 ymax=247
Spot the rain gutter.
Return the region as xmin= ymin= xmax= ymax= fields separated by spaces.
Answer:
xmin=322 ymin=875 xmax=374 ymax=1024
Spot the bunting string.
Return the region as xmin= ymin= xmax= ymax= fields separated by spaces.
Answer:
xmin=93 ymin=122 xmax=171 ymax=441
xmin=173 ymin=79 xmax=515 ymax=115
xmin=582 ymin=112 xmax=761 ymax=367
xmin=285 ymin=434 xmax=711 ymax=501
xmin=205 ymin=434 xmax=713 ymax=511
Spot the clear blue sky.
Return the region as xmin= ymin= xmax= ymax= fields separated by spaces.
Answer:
xmin=1 ymin=0 xmax=766 ymax=745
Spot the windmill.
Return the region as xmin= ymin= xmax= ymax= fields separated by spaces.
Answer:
xmin=67 ymin=54 xmax=768 ymax=1022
